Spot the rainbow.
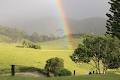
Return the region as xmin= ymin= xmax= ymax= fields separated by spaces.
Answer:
xmin=53 ymin=0 xmax=75 ymax=48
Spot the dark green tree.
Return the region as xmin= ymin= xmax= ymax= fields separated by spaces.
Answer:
xmin=45 ymin=57 xmax=64 ymax=73
xmin=106 ymin=0 xmax=120 ymax=39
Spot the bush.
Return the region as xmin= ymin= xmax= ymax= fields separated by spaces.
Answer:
xmin=108 ymin=63 xmax=120 ymax=69
xmin=45 ymin=57 xmax=64 ymax=73
xmin=54 ymin=68 xmax=72 ymax=76
xmin=22 ymin=40 xmax=41 ymax=49
xmin=44 ymin=57 xmax=72 ymax=77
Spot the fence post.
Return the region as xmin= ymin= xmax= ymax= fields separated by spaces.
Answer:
xmin=74 ymin=70 xmax=75 ymax=76
xmin=11 ymin=65 xmax=15 ymax=76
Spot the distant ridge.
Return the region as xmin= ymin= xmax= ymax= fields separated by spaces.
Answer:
xmin=69 ymin=17 xmax=106 ymax=35
xmin=1 ymin=17 xmax=106 ymax=36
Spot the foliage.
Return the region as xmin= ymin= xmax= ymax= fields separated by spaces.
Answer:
xmin=54 ymin=68 xmax=72 ymax=76
xmin=101 ymin=36 xmax=120 ymax=70
xmin=70 ymin=44 xmax=91 ymax=63
xmin=106 ymin=0 xmax=120 ymax=39
xmin=45 ymin=57 xmax=64 ymax=73
xmin=44 ymin=57 xmax=72 ymax=77
xmin=71 ymin=35 xmax=120 ymax=74
xmin=22 ymin=40 xmax=41 ymax=49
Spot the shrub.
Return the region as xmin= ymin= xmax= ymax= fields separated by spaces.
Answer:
xmin=45 ymin=57 xmax=64 ymax=73
xmin=44 ymin=57 xmax=72 ymax=77
xmin=22 ymin=40 xmax=41 ymax=49
xmin=54 ymin=68 xmax=72 ymax=76
xmin=108 ymin=62 xmax=120 ymax=69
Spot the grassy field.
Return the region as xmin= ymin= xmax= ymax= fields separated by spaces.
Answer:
xmin=39 ymin=37 xmax=83 ymax=50
xmin=0 ymin=37 xmax=120 ymax=80
xmin=0 ymin=37 xmax=94 ymax=75
xmin=0 ymin=74 xmax=120 ymax=80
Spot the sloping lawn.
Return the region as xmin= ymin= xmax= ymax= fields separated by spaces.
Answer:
xmin=0 ymin=42 xmax=91 ymax=75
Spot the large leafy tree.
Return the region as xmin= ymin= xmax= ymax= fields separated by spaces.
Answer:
xmin=71 ymin=35 xmax=120 ymax=74
xmin=106 ymin=0 xmax=120 ymax=39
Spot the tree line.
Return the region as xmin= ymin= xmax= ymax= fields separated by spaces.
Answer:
xmin=0 ymin=26 xmax=60 ymax=43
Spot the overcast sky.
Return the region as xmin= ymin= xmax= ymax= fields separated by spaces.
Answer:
xmin=0 ymin=0 xmax=110 ymax=35
xmin=0 ymin=0 xmax=109 ymax=22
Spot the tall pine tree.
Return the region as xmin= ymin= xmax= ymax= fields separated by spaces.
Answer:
xmin=106 ymin=0 xmax=120 ymax=39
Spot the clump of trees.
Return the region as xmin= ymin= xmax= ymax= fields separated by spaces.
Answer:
xmin=45 ymin=57 xmax=72 ymax=76
xmin=0 ymin=26 xmax=61 ymax=43
xmin=29 ymin=33 xmax=58 ymax=42
xmin=71 ymin=35 xmax=120 ymax=74
xmin=22 ymin=40 xmax=41 ymax=49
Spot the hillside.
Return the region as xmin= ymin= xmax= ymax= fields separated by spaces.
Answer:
xmin=40 ymin=36 xmax=82 ymax=50
xmin=0 ymin=25 xmax=59 ymax=43
xmin=0 ymin=34 xmax=11 ymax=42
xmin=0 ymin=17 xmax=106 ymax=43
xmin=3 ymin=17 xmax=106 ymax=36
xmin=0 ymin=25 xmax=27 ymax=42
xmin=69 ymin=17 xmax=106 ymax=34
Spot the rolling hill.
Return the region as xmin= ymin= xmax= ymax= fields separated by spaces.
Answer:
xmin=0 ymin=25 xmax=27 ymax=42
xmin=69 ymin=17 xmax=106 ymax=34
xmin=3 ymin=17 xmax=106 ymax=36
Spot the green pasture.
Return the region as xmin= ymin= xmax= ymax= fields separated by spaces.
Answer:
xmin=0 ymin=38 xmax=93 ymax=75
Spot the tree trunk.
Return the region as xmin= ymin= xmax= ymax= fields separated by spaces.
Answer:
xmin=97 ymin=60 xmax=101 ymax=74
xmin=92 ymin=59 xmax=101 ymax=74
xmin=102 ymin=64 xmax=107 ymax=74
